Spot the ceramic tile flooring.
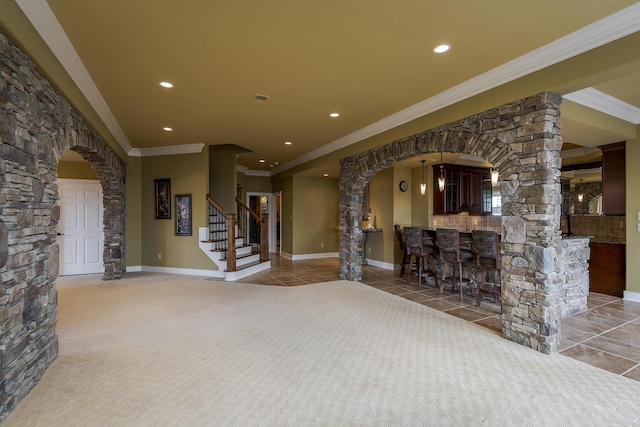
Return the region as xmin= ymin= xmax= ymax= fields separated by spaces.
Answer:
xmin=238 ymin=255 xmax=640 ymax=382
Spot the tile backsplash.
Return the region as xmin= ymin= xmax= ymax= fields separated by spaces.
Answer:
xmin=430 ymin=215 xmax=501 ymax=233
xmin=430 ymin=214 xmax=626 ymax=243
xmin=560 ymin=215 xmax=625 ymax=243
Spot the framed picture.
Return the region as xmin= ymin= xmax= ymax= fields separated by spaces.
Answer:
xmin=175 ymin=194 xmax=192 ymax=236
xmin=155 ymin=178 xmax=171 ymax=219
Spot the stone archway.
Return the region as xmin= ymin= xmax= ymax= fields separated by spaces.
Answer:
xmin=59 ymin=131 xmax=127 ymax=280
xmin=339 ymin=92 xmax=572 ymax=355
xmin=0 ymin=28 xmax=126 ymax=419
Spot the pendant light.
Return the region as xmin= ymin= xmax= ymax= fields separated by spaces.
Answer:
xmin=420 ymin=160 xmax=426 ymax=195
xmin=577 ymin=179 xmax=584 ymax=203
xmin=490 ymin=168 xmax=499 ymax=187
xmin=438 ymin=153 xmax=445 ymax=192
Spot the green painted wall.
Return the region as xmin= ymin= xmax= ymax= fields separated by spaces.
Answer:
xmin=366 ymin=168 xmax=394 ymax=264
xmin=141 ymin=152 xmax=214 ymax=270
xmin=57 ymin=161 xmax=98 ymax=180
xmin=411 ymin=166 xmax=430 ymax=228
xmin=291 ymin=176 xmax=339 ymax=255
xmin=209 ymin=146 xmax=237 ymax=212
xmin=244 ymin=175 xmax=272 ymax=193
xmin=626 ymin=127 xmax=640 ymax=295
xmin=126 ymin=157 xmax=142 ymax=266
xmin=273 ymin=177 xmax=293 ymax=255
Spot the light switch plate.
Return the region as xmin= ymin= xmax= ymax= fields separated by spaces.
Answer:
xmin=637 ymin=212 xmax=640 ymax=221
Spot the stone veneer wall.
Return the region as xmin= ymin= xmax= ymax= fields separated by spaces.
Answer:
xmin=340 ymin=92 xmax=569 ymax=355
xmin=0 ymin=28 xmax=126 ymax=419
xmin=557 ymin=237 xmax=590 ymax=318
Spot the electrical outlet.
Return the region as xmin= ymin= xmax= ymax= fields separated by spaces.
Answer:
xmin=637 ymin=223 xmax=640 ymax=232
xmin=320 ymin=243 xmax=324 ymax=248
xmin=158 ymin=253 xmax=162 ymax=260
xmin=368 ymin=247 xmax=371 ymax=253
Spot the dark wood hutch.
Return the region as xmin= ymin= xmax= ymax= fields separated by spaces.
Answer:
xmin=433 ymin=164 xmax=493 ymax=215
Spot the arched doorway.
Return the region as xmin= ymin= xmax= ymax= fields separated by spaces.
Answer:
xmin=339 ymin=92 xmax=580 ymax=355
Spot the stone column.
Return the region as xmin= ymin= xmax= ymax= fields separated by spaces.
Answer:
xmin=339 ymin=161 xmax=365 ymax=281
xmin=500 ymin=93 xmax=564 ymax=354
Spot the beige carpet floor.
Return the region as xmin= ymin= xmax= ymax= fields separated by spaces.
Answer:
xmin=3 ymin=272 xmax=640 ymax=426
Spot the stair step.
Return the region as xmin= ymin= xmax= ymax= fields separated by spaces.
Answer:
xmin=225 ymin=258 xmax=269 ymax=272
xmin=222 ymin=250 xmax=257 ymax=262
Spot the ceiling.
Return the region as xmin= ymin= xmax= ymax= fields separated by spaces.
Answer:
xmin=2 ymin=1 xmax=640 ymax=178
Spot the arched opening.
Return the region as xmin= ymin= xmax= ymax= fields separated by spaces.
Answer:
xmin=52 ymin=132 xmax=127 ymax=280
xmin=339 ymin=92 xmax=587 ymax=355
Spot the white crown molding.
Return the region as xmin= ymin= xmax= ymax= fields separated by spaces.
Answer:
xmin=130 ymin=143 xmax=205 ymax=157
xmin=244 ymin=170 xmax=271 ymax=177
xmin=16 ymin=0 xmax=134 ymax=155
xmin=272 ymin=2 xmax=640 ymax=175
xmin=563 ymin=88 xmax=640 ymax=124
xmin=236 ymin=165 xmax=271 ymax=176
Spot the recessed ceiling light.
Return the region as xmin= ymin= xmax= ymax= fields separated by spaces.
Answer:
xmin=329 ymin=113 xmax=340 ymax=118
xmin=163 ymin=127 xmax=173 ymax=131
xmin=324 ymin=173 xmax=329 ymax=177
xmin=259 ymin=159 xmax=265 ymax=163
xmin=284 ymin=141 xmax=292 ymax=145
xmin=159 ymin=81 xmax=173 ymax=88
xmin=432 ymin=44 xmax=451 ymax=53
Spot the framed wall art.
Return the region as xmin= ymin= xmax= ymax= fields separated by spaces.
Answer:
xmin=155 ymin=178 xmax=171 ymax=219
xmin=175 ymin=193 xmax=192 ymax=236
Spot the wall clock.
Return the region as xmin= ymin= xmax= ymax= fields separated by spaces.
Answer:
xmin=399 ymin=180 xmax=408 ymax=192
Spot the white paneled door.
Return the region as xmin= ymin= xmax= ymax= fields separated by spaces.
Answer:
xmin=58 ymin=179 xmax=104 ymax=275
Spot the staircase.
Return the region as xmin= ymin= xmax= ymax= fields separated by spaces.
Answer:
xmin=199 ymin=194 xmax=271 ymax=281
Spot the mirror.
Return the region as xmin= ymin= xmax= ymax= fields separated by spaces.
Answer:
xmin=560 ymin=144 xmax=602 ymax=215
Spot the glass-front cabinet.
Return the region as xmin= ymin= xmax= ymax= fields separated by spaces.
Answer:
xmin=433 ymin=164 xmax=493 ymax=215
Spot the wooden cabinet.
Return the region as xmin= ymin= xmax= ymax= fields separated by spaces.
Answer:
xmin=600 ymin=141 xmax=625 ymax=215
xmin=433 ymin=164 xmax=492 ymax=215
xmin=589 ymin=242 xmax=625 ymax=297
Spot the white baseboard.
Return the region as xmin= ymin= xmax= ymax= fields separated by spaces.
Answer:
xmin=364 ymin=259 xmax=396 ymax=270
xmin=289 ymin=252 xmax=339 ymax=261
xmin=126 ymin=265 xmax=142 ymax=272
xmin=623 ymin=290 xmax=640 ymax=302
xmin=130 ymin=265 xmax=224 ymax=278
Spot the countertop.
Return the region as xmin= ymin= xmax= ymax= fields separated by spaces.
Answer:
xmin=562 ymin=235 xmax=593 ymax=240
xmin=562 ymin=234 xmax=625 ymax=244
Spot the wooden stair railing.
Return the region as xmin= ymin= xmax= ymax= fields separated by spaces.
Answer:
xmin=235 ymin=197 xmax=269 ymax=263
xmin=205 ymin=194 xmax=236 ymax=271
xmin=205 ymin=194 xmax=269 ymax=272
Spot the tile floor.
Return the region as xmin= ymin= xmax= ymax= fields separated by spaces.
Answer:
xmin=239 ymin=255 xmax=640 ymax=382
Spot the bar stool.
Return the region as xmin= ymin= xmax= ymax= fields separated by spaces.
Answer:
xmin=394 ymin=224 xmax=411 ymax=278
xmin=436 ymin=228 xmax=475 ymax=301
xmin=471 ymin=230 xmax=501 ymax=307
xmin=422 ymin=229 xmax=439 ymax=290
xmin=403 ymin=227 xmax=437 ymax=290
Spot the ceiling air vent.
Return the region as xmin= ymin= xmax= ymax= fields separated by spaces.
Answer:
xmin=250 ymin=94 xmax=270 ymax=104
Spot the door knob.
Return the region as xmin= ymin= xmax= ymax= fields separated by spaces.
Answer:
xmin=56 ymin=233 xmax=64 ymax=236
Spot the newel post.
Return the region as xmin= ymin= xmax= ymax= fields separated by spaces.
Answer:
xmin=260 ymin=213 xmax=269 ymax=262
xmin=226 ymin=213 xmax=236 ymax=271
